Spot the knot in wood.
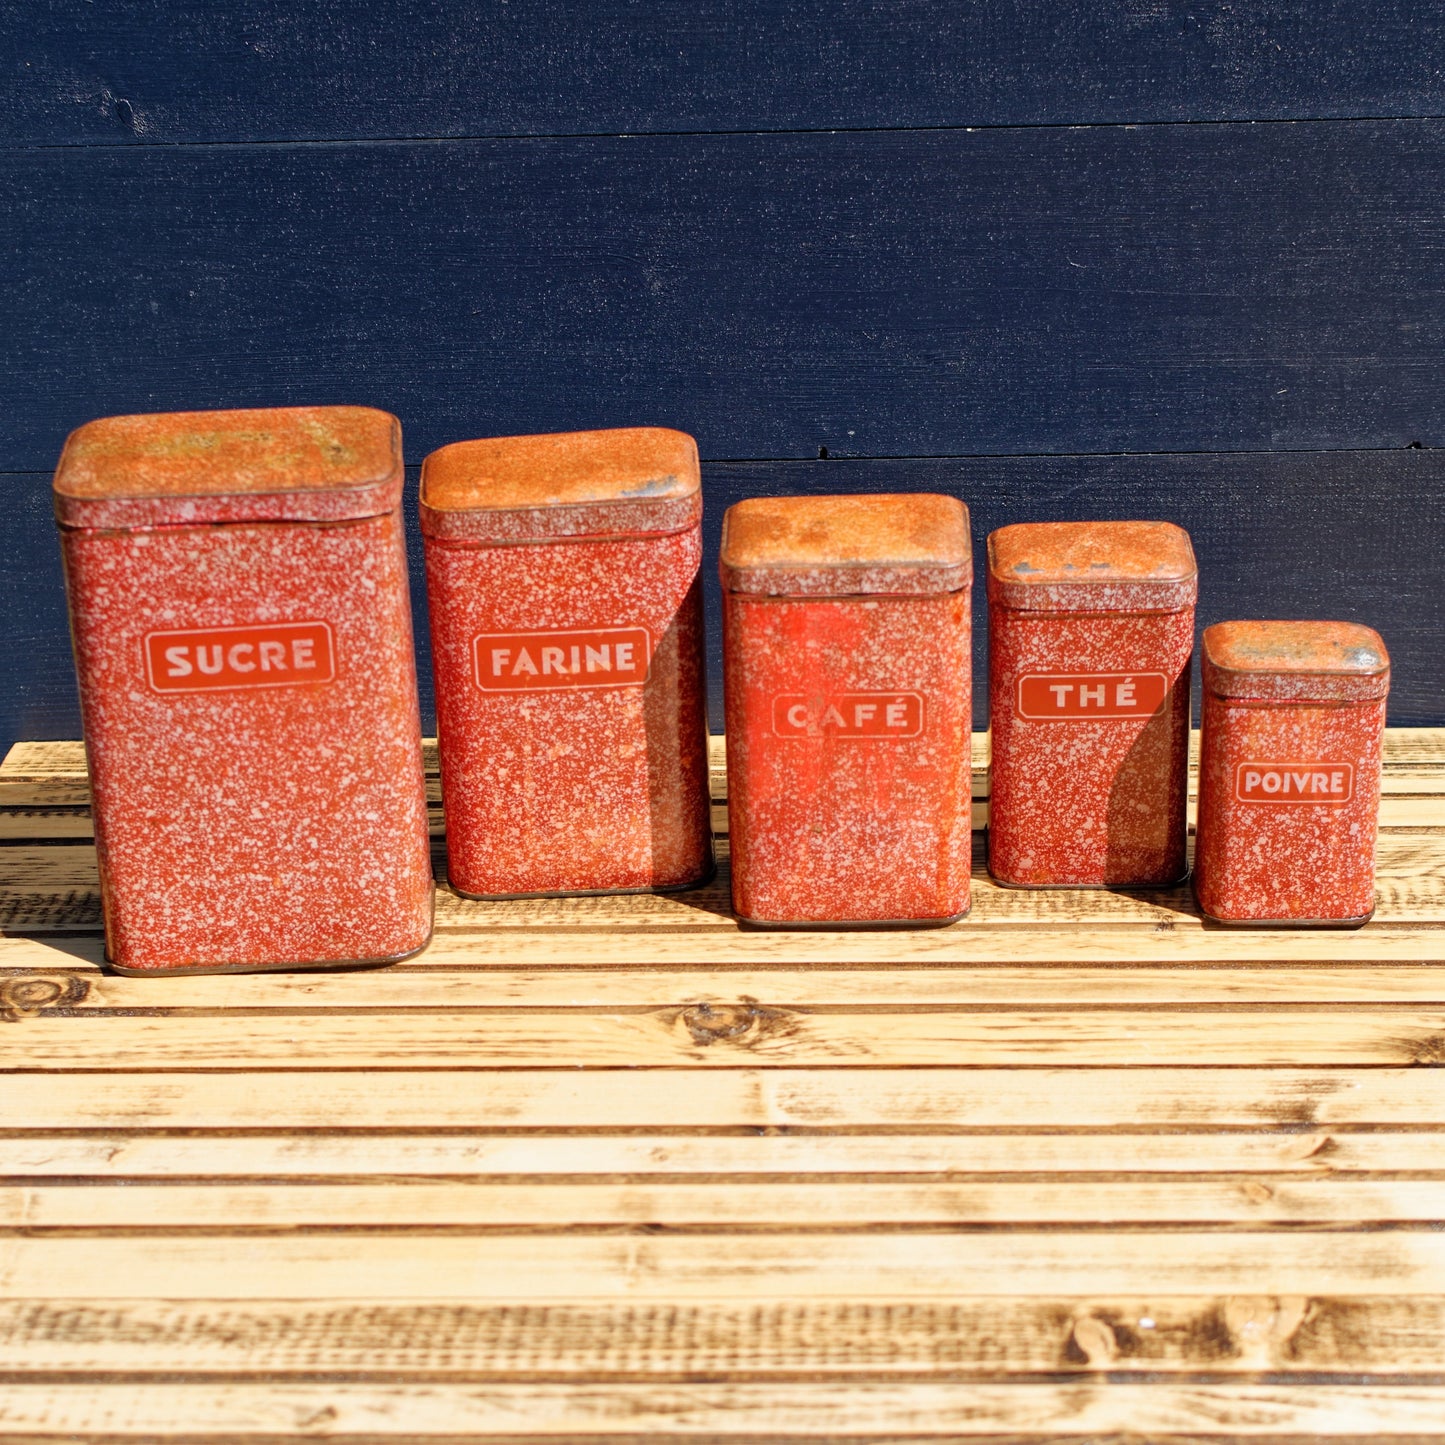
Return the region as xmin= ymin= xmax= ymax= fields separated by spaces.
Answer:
xmin=0 ymin=974 xmax=88 ymax=1022
xmin=678 ymin=1000 xmax=788 ymax=1048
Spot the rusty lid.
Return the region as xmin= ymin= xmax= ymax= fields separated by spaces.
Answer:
xmin=718 ymin=493 xmax=971 ymax=596
xmin=1203 ymin=620 xmax=1390 ymax=703
xmin=986 ymin=520 xmax=1197 ymax=612
xmin=419 ymin=427 xmax=701 ymax=544
xmin=53 ymin=406 xmax=403 ymax=530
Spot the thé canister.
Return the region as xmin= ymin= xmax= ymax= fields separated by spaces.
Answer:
xmin=54 ymin=406 xmax=434 ymax=974
xmin=986 ymin=520 xmax=1196 ymax=888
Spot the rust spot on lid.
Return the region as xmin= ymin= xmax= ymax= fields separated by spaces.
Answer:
xmin=421 ymin=427 xmax=698 ymax=512
xmin=54 ymin=407 xmax=402 ymax=530
xmin=719 ymin=493 xmax=971 ymax=596
xmin=56 ymin=407 xmax=399 ymax=500
xmin=1203 ymin=620 xmax=1389 ymax=677
xmin=1202 ymin=621 xmax=1390 ymax=705
xmin=986 ymin=520 xmax=1197 ymax=613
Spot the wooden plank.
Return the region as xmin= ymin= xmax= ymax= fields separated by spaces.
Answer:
xmin=8 ymin=1006 xmax=1445 ymax=1071
xmin=3 ymin=1069 xmax=1440 ymax=1130
xmin=12 ymin=1 xmax=1444 ymax=146
xmin=5 ymin=1231 xmax=1445 ymax=1301
xmin=20 ymin=959 xmax=1445 ymax=1010
xmin=9 ymin=1378 xmax=1445 ymax=1435
xmin=5 ymin=1178 xmax=1443 ymax=1229
xmin=2 ymin=1295 xmax=1444 ymax=1377
xmin=5 ymin=835 xmax=1445 ymax=933
xmin=6 ymin=925 xmax=1445 ymax=970
xmin=2 ymin=1131 xmax=1434 ymax=1180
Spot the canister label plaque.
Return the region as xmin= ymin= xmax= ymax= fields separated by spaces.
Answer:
xmin=1235 ymin=762 xmax=1354 ymax=805
xmin=1016 ymin=671 xmax=1169 ymax=721
xmin=145 ymin=621 xmax=335 ymax=693
xmin=474 ymin=627 xmax=651 ymax=692
xmin=772 ymin=692 xmax=925 ymax=739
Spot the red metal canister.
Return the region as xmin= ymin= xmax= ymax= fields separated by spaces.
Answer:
xmin=419 ymin=427 xmax=712 ymax=897
xmin=986 ymin=521 xmax=1197 ymax=887
xmin=1194 ymin=620 xmax=1389 ymax=926
xmin=720 ymin=493 xmax=972 ymax=927
xmin=55 ymin=406 xmax=434 ymax=974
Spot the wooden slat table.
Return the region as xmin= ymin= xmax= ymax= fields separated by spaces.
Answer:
xmin=2 ymin=732 xmax=1444 ymax=1441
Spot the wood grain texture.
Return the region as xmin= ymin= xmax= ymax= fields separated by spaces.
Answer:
xmin=5 ymin=1177 xmax=1444 ymax=1227
xmin=2 ymin=742 xmax=1444 ymax=1444
xmin=9 ymin=1006 xmax=1445 ymax=1070
xmin=8 ymin=0 xmax=1444 ymax=145
xmin=4 ymin=1231 xmax=1445 ymax=1300
xmin=1 ymin=1295 xmax=1441 ymax=1376
xmin=1 ymin=1131 xmax=1434 ymax=1180
xmin=4 ymin=1069 xmax=1441 ymax=1130
xmin=8 ymin=1378 xmax=1445 ymax=1435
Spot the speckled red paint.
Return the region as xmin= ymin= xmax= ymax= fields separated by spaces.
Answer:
xmin=55 ymin=406 xmax=434 ymax=974
xmin=1194 ymin=620 xmax=1389 ymax=925
xmin=721 ymin=494 xmax=972 ymax=927
xmin=420 ymin=428 xmax=712 ymax=898
xmin=987 ymin=522 xmax=1196 ymax=888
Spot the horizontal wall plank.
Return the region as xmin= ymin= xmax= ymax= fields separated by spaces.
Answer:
xmin=9 ymin=1379 xmax=1445 ymax=1436
xmin=10 ymin=1 xmax=1445 ymax=145
xmin=6 ymin=925 xmax=1445 ymax=970
xmin=2 ymin=1131 xmax=1432 ymax=1181
xmin=9 ymin=128 xmax=1445 ymax=469
xmin=3 ymin=1069 xmax=1439 ymax=1130
xmin=7 ymin=1007 xmax=1445 ymax=1070
xmin=16 ymin=962 xmax=1445 ymax=1010
xmin=0 ymin=1295 xmax=1441 ymax=1376
xmin=5 ymin=1177 xmax=1442 ymax=1229
xmin=3 ymin=1231 xmax=1444 ymax=1301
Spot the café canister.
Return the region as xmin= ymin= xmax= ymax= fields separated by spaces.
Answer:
xmin=987 ymin=520 xmax=1197 ymax=888
xmin=419 ymin=427 xmax=713 ymax=897
xmin=1194 ymin=620 xmax=1389 ymax=926
xmin=720 ymin=493 xmax=972 ymax=927
xmin=55 ymin=406 xmax=434 ymax=974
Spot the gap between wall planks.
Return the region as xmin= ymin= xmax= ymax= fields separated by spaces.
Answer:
xmin=1 ymin=733 xmax=1444 ymax=1440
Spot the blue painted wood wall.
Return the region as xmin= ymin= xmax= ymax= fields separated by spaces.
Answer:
xmin=4 ymin=2 xmax=1443 ymax=743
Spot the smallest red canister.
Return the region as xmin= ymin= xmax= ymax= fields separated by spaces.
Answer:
xmin=1194 ymin=620 xmax=1389 ymax=926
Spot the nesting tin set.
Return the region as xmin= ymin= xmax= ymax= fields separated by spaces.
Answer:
xmin=54 ymin=405 xmax=1391 ymax=971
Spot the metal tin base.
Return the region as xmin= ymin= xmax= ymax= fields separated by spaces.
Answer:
xmin=106 ymin=932 xmax=434 ymax=977
xmin=452 ymin=857 xmax=717 ymax=903
xmin=1198 ymin=906 xmax=1375 ymax=930
xmin=988 ymin=870 xmax=1192 ymax=891
xmin=737 ymin=904 xmax=971 ymax=932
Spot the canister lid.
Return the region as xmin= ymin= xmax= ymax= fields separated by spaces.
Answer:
xmin=986 ymin=520 xmax=1197 ymax=612
xmin=418 ymin=427 xmax=701 ymax=544
xmin=1203 ymin=620 xmax=1390 ymax=704
xmin=53 ymin=406 xmax=403 ymax=529
xmin=718 ymin=493 xmax=971 ymax=597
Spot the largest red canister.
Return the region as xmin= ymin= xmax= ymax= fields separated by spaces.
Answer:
xmin=54 ymin=406 xmax=434 ymax=974
xmin=987 ymin=520 xmax=1197 ymax=888
xmin=419 ymin=427 xmax=713 ymax=898
xmin=720 ymin=493 xmax=973 ymax=927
